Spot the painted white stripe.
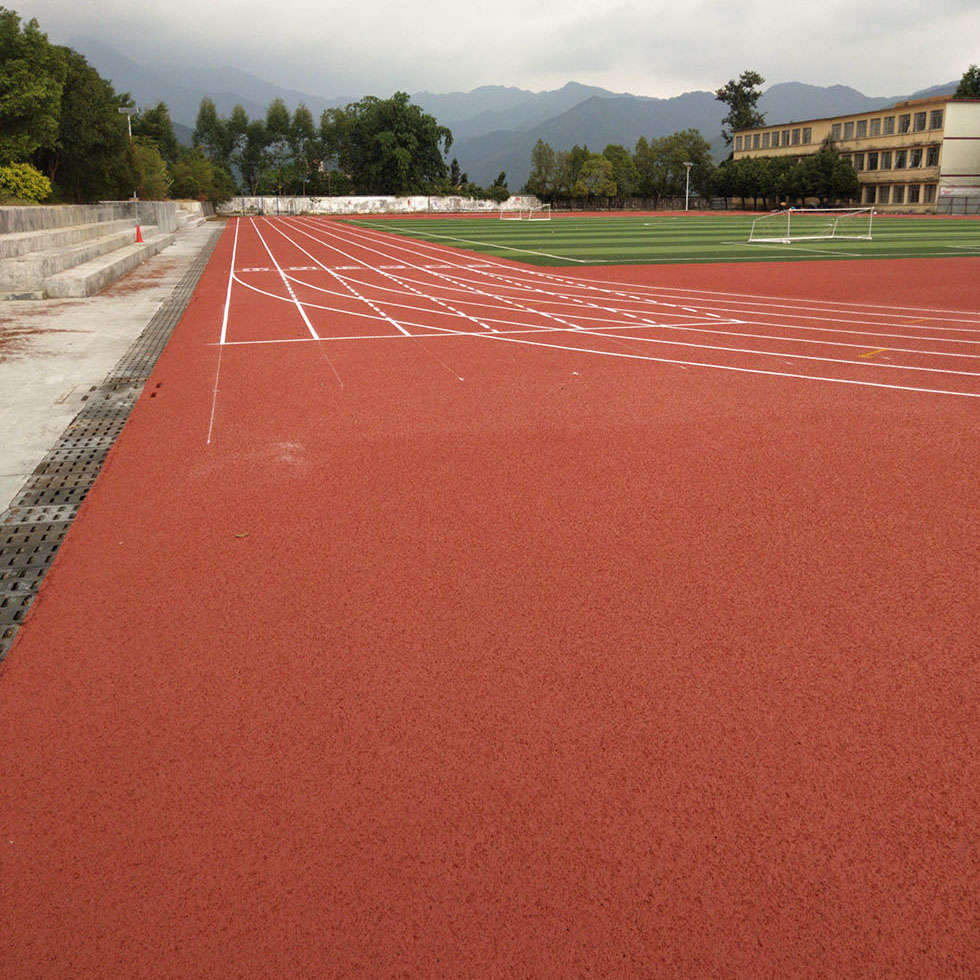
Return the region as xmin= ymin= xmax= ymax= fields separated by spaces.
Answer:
xmin=250 ymin=218 xmax=319 ymax=339
xmin=208 ymin=218 xmax=240 ymax=444
xmin=219 ymin=217 xmax=240 ymax=345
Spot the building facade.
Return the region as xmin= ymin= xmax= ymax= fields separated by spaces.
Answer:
xmin=733 ymin=96 xmax=980 ymax=213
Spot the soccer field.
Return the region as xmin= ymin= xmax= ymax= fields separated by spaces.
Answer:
xmin=347 ymin=212 xmax=980 ymax=266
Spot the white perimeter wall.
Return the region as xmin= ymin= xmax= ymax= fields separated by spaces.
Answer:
xmin=219 ymin=195 xmax=541 ymax=215
xmin=940 ymin=102 xmax=980 ymax=192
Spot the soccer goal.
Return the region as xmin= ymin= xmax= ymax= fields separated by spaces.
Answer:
xmin=500 ymin=208 xmax=524 ymax=220
xmin=528 ymin=204 xmax=551 ymax=221
xmin=748 ymin=207 xmax=874 ymax=244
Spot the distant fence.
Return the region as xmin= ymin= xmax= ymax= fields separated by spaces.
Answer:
xmin=936 ymin=194 xmax=980 ymax=216
xmin=221 ymin=195 xmax=541 ymax=216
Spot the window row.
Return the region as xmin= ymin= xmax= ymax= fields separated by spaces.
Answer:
xmin=862 ymin=183 xmax=937 ymax=205
xmin=735 ymin=128 xmax=812 ymax=151
xmin=844 ymin=146 xmax=940 ymax=171
xmin=831 ymin=109 xmax=943 ymax=142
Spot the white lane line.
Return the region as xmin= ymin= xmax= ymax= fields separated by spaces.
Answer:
xmin=340 ymin=221 xmax=980 ymax=324
xmin=219 ymin=217 xmax=240 ymax=346
xmin=263 ymin=219 xmax=411 ymax=336
xmin=208 ymin=218 xmax=241 ymax=444
xmin=251 ymin=218 xmax=318 ymax=339
xmin=266 ymin=218 xmax=472 ymax=380
xmin=253 ymin=219 xmax=345 ymax=388
xmin=404 ymin=318 xmax=980 ymax=400
xmin=279 ymin=220 xmax=498 ymax=335
xmin=299 ymin=218 xmax=656 ymax=359
xmin=308 ymin=221 xmax=980 ymax=360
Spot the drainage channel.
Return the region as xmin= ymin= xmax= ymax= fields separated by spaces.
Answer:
xmin=0 ymin=225 xmax=224 ymax=660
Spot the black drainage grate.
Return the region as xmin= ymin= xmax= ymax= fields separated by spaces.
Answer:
xmin=0 ymin=224 xmax=224 ymax=660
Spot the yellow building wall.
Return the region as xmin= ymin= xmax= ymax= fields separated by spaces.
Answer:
xmin=731 ymin=96 xmax=980 ymax=212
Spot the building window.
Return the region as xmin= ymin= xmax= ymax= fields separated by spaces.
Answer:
xmin=843 ymin=121 xmax=855 ymax=140
xmin=782 ymin=130 xmax=790 ymax=147
xmin=899 ymin=113 xmax=911 ymax=133
xmin=867 ymin=152 xmax=878 ymax=170
xmin=869 ymin=118 xmax=881 ymax=137
xmin=930 ymin=109 xmax=943 ymax=129
xmin=895 ymin=149 xmax=907 ymax=168
xmin=923 ymin=184 xmax=936 ymax=203
xmin=893 ymin=185 xmax=905 ymax=203
xmin=853 ymin=153 xmax=864 ymax=171
xmin=831 ymin=122 xmax=842 ymax=140
xmin=856 ymin=119 xmax=867 ymax=139
xmin=803 ymin=128 xmax=812 ymax=144
xmin=878 ymin=185 xmax=890 ymax=204
xmin=884 ymin=115 xmax=895 ymax=135
xmin=792 ymin=128 xmax=801 ymax=145
xmin=910 ymin=147 xmax=922 ymax=167
xmin=753 ymin=132 xmax=761 ymax=149
xmin=735 ymin=135 xmax=743 ymax=151
xmin=864 ymin=186 xmax=876 ymax=204
xmin=880 ymin=150 xmax=892 ymax=169
xmin=761 ymin=131 xmax=770 ymax=148
xmin=913 ymin=112 xmax=927 ymax=131
xmin=909 ymin=184 xmax=920 ymax=204
xmin=926 ymin=145 xmax=939 ymax=166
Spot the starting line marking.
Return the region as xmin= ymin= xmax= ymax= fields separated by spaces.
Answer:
xmin=238 ymin=262 xmax=486 ymax=273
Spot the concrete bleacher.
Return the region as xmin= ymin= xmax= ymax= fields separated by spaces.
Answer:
xmin=0 ymin=201 xmax=201 ymax=300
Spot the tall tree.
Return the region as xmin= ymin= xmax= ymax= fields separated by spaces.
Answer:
xmin=573 ymin=154 xmax=616 ymax=200
xmin=326 ymin=92 xmax=452 ymax=194
xmin=955 ymin=64 xmax=980 ymax=98
xmin=132 ymin=102 xmax=178 ymax=163
xmin=527 ymin=139 xmax=557 ymax=198
xmin=33 ymin=48 xmax=130 ymax=200
xmin=715 ymin=69 xmax=766 ymax=145
xmin=602 ymin=144 xmax=638 ymax=198
xmin=264 ymin=97 xmax=292 ymax=194
xmin=237 ymin=120 xmax=268 ymax=195
xmin=193 ymin=97 xmax=232 ymax=168
xmin=291 ymin=103 xmax=319 ymax=193
xmin=0 ymin=7 xmax=66 ymax=163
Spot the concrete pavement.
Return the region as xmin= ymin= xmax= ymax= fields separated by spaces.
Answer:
xmin=0 ymin=219 xmax=224 ymax=512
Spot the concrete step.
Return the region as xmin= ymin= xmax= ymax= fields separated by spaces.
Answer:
xmin=0 ymin=225 xmax=159 ymax=292
xmin=42 ymin=231 xmax=177 ymax=298
xmin=0 ymin=218 xmax=140 ymax=260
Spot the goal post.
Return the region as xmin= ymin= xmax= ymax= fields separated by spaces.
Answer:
xmin=748 ymin=207 xmax=874 ymax=244
xmin=500 ymin=208 xmax=524 ymax=220
xmin=528 ymin=204 xmax=551 ymax=221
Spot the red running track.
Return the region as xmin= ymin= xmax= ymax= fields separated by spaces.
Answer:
xmin=2 ymin=217 xmax=979 ymax=976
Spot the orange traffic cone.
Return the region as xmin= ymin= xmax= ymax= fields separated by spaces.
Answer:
xmin=135 ymin=224 xmax=143 ymax=243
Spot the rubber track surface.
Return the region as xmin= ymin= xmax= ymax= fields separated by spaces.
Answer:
xmin=1 ymin=218 xmax=978 ymax=977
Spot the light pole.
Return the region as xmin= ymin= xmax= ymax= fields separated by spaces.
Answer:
xmin=119 ymin=107 xmax=139 ymax=203
xmin=684 ymin=161 xmax=694 ymax=211
xmin=118 ymin=106 xmax=138 ymax=141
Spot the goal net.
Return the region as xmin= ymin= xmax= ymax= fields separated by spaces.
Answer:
xmin=500 ymin=205 xmax=552 ymax=221
xmin=748 ymin=207 xmax=873 ymax=244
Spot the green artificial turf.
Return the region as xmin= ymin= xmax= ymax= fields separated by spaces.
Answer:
xmin=345 ymin=212 xmax=980 ymax=266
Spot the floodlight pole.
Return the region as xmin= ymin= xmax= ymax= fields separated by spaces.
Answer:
xmin=118 ymin=106 xmax=138 ymax=142
xmin=119 ymin=107 xmax=140 ymax=202
xmin=684 ymin=161 xmax=694 ymax=211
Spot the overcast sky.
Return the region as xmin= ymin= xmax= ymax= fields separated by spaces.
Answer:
xmin=15 ymin=0 xmax=980 ymax=99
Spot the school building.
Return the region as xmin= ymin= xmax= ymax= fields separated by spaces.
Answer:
xmin=733 ymin=96 xmax=980 ymax=213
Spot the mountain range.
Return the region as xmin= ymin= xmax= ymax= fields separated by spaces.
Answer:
xmin=69 ymin=38 xmax=958 ymax=189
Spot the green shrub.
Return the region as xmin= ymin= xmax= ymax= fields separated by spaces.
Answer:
xmin=0 ymin=162 xmax=52 ymax=202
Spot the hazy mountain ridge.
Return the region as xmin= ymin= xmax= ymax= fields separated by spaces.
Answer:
xmin=64 ymin=38 xmax=957 ymax=187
